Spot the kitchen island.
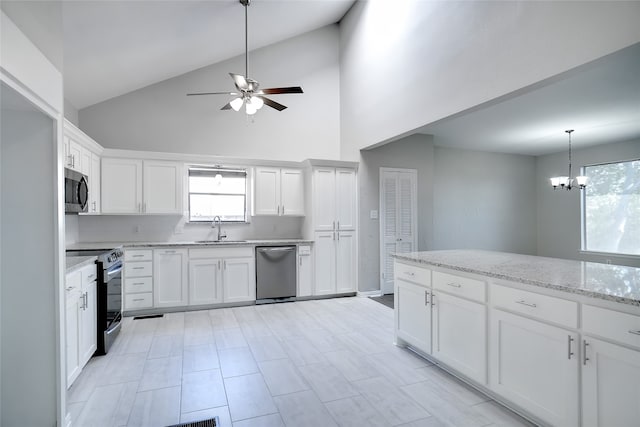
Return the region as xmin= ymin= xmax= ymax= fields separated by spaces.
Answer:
xmin=393 ymin=250 xmax=640 ymax=427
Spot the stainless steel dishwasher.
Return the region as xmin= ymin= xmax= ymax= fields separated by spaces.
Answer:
xmin=255 ymin=246 xmax=297 ymax=304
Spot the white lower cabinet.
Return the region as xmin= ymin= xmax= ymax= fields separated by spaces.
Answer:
xmin=336 ymin=231 xmax=356 ymax=294
xmin=490 ymin=308 xmax=579 ymax=427
xmin=582 ymin=336 xmax=640 ymax=427
xmin=297 ymin=245 xmax=313 ymax=297
xmin=124 ymin=249 xmax=153 ymax=310
xmin=188 ymin=247 xmax=255 ymax=305
xmin=395 ymin=278 xmax=432 ymax=354
xmin=433 ymin=292 xmax=486 ymax=383
xmin=314 ymin=231 xmax=355 ymax=295
xmin=154 ymin=248 xmax=188 ymax=308
xmin=188 ymin=258 xmax=223 ymax=306
xmin=65 ymin=263 xmax=97 ymax=388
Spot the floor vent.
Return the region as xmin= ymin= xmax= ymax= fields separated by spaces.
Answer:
xmin=167 ymin=417 xmax=219 ymax=427
xmin=133 ymin=314 xmax=164 ymax=320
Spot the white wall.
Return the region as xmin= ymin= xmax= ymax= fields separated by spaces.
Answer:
xmin=1 ymin=105 xmax=57 ymax=426
xmin=76 ymin=215 xmax=303 ymax=244
xmin=358 ymin=134 xmax=434 ymax=292
xmin=537 ymin=138 xmax=640 ymax=267
xmin=339 ymin=1 xmax=640 ymax=160
xmin=79 ymin=25 xmax=341 ymax=162
xmin=433 ymin=146 xmax=537 ymax=255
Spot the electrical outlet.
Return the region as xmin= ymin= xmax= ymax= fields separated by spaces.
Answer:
xmin=134 ymin=225 xmax=140 ymax=233
xmin=370 ymin=210 xmax=378 ymax=220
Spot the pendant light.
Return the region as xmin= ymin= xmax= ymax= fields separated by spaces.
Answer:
xmin=550 ymin=130 xmax=588 ymax=190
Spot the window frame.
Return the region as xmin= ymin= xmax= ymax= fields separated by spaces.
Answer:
xmin=186 ymin=165 xmax=251 ymax=224
xmin=580 ymin=157 xmax=640 ymax=258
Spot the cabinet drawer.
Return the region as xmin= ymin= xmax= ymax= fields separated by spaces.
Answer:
xmin=80 ymin=264 xmax=97 ymax=286
xmin=189 ymin=246 xmax=254 ymax=259
xmin=394 ymin=262 xmax=431 ymax=287
xmin=125 ymin=261 xmax=152 ymax=277
xmin=583 ymin=305 xmax=640 ymax=349
xmin=124 ymin=293 xmax=153 ymax=309
xmin=124 ymin=277 xmax=152 ymax=293
xmin=491 ymin=284 xmax=578 ymax=328
xmin=125 ymin=249 xmax=152 ymax=262
xmin=433 ymin=270 xmax=486 ymax=302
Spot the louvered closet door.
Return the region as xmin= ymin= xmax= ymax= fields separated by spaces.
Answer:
xmin=380 ymin=169 xmax=417 ymax=295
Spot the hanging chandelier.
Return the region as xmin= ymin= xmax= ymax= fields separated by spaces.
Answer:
xmin=550 ymin=130 xmax=588 ymax=190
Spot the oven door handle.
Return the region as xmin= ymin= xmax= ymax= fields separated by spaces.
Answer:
xmin=106 ymin=264 xmax=123 ymax=278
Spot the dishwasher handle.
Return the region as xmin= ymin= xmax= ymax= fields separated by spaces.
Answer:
xmin=256 ymin=246 xmax=296 ymax=262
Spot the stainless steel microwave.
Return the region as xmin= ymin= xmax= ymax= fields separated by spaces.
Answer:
xmin=65 ymin=168 xmax=89 ymax=213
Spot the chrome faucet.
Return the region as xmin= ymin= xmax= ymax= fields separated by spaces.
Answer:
xmin=211 ymin=216 xmax=227 ymax=241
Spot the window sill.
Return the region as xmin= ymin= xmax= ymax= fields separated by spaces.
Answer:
xmin=579 ymin=250 xmax=640 ymax=260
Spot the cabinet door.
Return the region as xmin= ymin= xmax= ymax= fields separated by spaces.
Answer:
xmin=189 ymin=258 xmax=223 ymax=305
xmin=336 ymin=231 xmax=356 ymax=293
xmin=297 ymin=249 xmax=313 ymax=298
xmin=65 ymin=289 xmax=81 ymax=388
xmin=582 ymin=337 xmax=640 ymax=427
xmin=89 ymin=152 xmax=101 ymax=213
xmin=223 ymin=257 xmax=256 ymax=303
xmin=335 ymin=168 xmax=356 ymax=230
xmin=253 ymin=167 xmax=280 ymax=216
xmin=143 ymin=160 xmax=182 ymax=214
xmin=79 ymin=146 xmax=91 ymax=177
xmin=433 ymin=292 xmax=486 ymax=383
xmin=79 ymin=281 xmax=97 ymax=366
xmin=101 ymin=158 xmax=143 ymax=213
xmin=395 ymin=279 xmax=431 ymax=354
xmin=490 ymin=309 xmax=579 ymax=427
xmin=312 ymin=168 xmax=336 ymax=231
xmin=68 ymin=139 xmax=82 ymax=172
xmin=313 ymin=232 xmax=336 ymax=295
xmin=280 ymin=168 xmax=304 ymax=216
xmin=154 ymin=249 xmax=188 ymax=308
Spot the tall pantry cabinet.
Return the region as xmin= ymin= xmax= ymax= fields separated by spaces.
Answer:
xmin=304 ymin=162 xmax=358 ymax=295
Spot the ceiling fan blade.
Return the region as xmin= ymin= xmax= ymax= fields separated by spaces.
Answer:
xmin=187 ymin=92 xmax=238 ymax=96
xmin=259 ymin=96 xmax=287 ymax=111
xmin=230 ymin=73 xmax=249 ymax=91
xmin=259 ymin=86 xmax=304 ymax=95
xmin=221 ymin=103 xmax=233 ymax=110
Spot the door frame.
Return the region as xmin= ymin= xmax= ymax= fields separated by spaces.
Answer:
xmin=379 ymin=167 xmax=418 ymax=294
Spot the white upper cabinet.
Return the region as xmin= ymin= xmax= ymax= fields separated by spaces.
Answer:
xmin=312 ymin=167 xmax=356 ymax=231
xmin=102 ymin=158 xmax=182 ymax=214
xmin=102 ymin=158 xmax=143 ymax=214
xmin=143 ymin=160 xmax=183 ymax=214
xmin=335 ymin=168 xmax=357 ymax=230
xmin=63 ymin=120 xmax=104 ymax=214
xmin=253 ymin=167 xmax=304 ymax=216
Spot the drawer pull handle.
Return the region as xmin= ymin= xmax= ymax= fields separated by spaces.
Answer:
xmin=132 ymin=255 xmax=145 ymax=258
xmin=133 ymin=298 xmax=145 ymax=302
xmin=87 ymin=274 xmax=96 ymax=279
xmin=404 ymin=271 xmax=415 ymax=276
xmin=133 ymin=267 xmax=145 ymax=270
xmin=447 ymin=282 xmax=461 ymax=288
xmin=133 ymin=282 xmax=144 ymax=285
xmin=583 ymin=340 xmax=590 ymax=365
xmin=515 ymin=300 xmax=537 ymax=308
xmin=424 ymin=290 xmax=429 ymax=306
xmin=567 ymin=335 xmax=574 ymax=359
xmin=628 ymin=330 xmax=640 ymax=336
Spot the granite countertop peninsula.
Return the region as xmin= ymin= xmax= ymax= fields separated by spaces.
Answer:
xmin=393 ymin=250 xmax=640 ymax=307
xmin=67 ymin=239 xmax=313 ymax=251
xmin=66 ymin=256 xmax=98 ymax=273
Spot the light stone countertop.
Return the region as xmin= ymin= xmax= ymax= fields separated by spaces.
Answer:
xmin=393 ymin=250 xmax=640 ymax=307
xmin=66 ymin=239 xmax=313 ymax=251
xmin=66 ymin=256 xmax=98 ymax=273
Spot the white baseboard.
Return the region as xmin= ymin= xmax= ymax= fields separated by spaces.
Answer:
xmin=357 ymin=290 xmax=383 ymax=297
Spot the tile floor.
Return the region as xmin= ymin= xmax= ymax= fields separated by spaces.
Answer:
xmin=67 ymin=296 xmax=535 ymax=427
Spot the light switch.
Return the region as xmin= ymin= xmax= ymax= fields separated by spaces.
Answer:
xmin=370 ymin=210 xmax=379 ymax=220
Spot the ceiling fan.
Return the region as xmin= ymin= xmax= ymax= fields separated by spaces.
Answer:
xmin=187 ymin=0 xmax=303 ymax=115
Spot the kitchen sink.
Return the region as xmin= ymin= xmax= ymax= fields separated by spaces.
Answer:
xmin=195 ymin=240 xmax=248 ymax=244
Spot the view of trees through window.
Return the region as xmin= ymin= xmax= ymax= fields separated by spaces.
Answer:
xmin=188 ymin=168 xmax=247 ymax=222
xmin=583 ymin=159 xmax=640 ymax=255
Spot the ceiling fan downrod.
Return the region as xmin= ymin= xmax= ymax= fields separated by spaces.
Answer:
xmin=240 ymin=0 xmax=250 ymax=79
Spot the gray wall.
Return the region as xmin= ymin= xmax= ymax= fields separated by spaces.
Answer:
xmin=339 ymin=1 xmax=640 ymax=160
xmin=537 ymin=138 xmax=640 ymax=267
xmin=64 ymin=99 xmax=79 ymax=126
xmin=79 ymin=25 xmax=341 ymax=162
xmin=1 ymin=104 xmax=57 ymax=426
xmin=358 ymin=134 xmax=435 ymax=292
xmin=433 ymin=147 xmax=537 ymax=255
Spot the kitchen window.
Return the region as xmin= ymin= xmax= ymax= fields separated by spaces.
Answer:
xmin=582 ymin=159 xmax=640 ymax=256
xmin=188 ymin=167 xmax=248 ymax=222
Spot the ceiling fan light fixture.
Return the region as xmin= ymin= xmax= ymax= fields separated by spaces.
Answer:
xmin=245 ymin=101 xmax=257 ymax=115
xmin=230 ymin=97 xmax=244 ymax=111
xmin=250 ymin=96 xmax=264 ymax=110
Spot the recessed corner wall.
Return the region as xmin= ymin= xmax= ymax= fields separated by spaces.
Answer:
xmin=79 ymin=25 xmax=341 ymax=162
xmin=339 ymin=1 xmax=640 ymax=160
